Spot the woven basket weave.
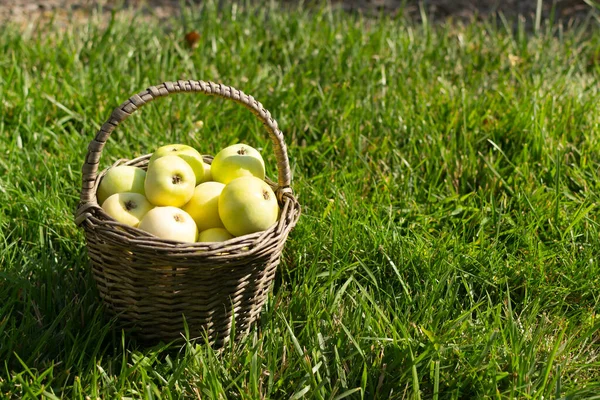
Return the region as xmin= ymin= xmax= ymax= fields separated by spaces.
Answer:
xmin=74 ymin=80 xmax=300 ymax=345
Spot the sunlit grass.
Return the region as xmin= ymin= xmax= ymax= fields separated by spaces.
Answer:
xmin=1 ymin=2 xmax=599 ymax=398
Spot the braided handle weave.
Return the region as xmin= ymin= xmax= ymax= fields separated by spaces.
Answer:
xmin=80 ymin=80 xmax=292 ymax=204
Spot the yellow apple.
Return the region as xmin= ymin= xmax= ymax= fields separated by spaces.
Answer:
xmin=198 ymin=228 xmax=234 ymax=242
xmin=149 ymin=144 xmax=205 ymax=184
xmin=219 ymin=176 xmax=279 ymax=237
xmin=138 ymin=206 xmax=197 ymax=243
xmin=97 ymin=166 xmax=146 ymax=205
xmin=101 ymin=192 xmax=153 ymax=227
xmin=182 ymin=181 xmax=225 ymax=232
xmin=211 ymin=143 xmax=265 ymax=184
xmin=144 ymin=155 xmax=196 ymax=207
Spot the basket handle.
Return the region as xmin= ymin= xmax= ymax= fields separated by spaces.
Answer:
xmin=80 ymin=80 xmax=293 ymax=204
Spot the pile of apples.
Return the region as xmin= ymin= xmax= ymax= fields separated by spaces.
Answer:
xmin=97 ymin=143 xmax=279 ymax=243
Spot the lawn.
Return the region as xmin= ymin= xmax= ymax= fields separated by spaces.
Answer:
xmin=1 ymin=2 xmax=600 ymax=398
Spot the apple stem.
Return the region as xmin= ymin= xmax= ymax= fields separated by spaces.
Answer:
xmin=172 ymin=175 xmax=182 ymax=184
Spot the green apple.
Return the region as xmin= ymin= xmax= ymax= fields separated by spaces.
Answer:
xmin=145 ymin=155 xmax=196 ymax=207
xmin=101 ymin=192 xmax=153 ymax=227
xmin=182 ymin=181 xmax=225 ymax=232
xmin=138 ymin=206 xmax=198 ymax=243
xmin=149 ymin=144 xmax=205 ymax=184
xmin=219 ymin=176 xmax=279 ymax=237
xmin=97 ymin=166 xmax=146 ymax=205
xmin=198 ymin=228 xmax=234 ymax=242
xmin=211 ymin=143 xmax=265 ymax=184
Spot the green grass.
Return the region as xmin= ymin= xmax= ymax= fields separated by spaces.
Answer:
xmin=1 ymin=2 xmax=600 ymax=398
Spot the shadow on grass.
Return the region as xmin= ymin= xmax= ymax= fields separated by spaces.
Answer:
xmin=1 ymin=244 xmax=275 ymax=381
xmin=0 ymin=248 xmax=145 ymax=386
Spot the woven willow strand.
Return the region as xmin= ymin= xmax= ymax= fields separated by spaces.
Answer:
xmin=80 ymin=80 xmax=292 ymax=204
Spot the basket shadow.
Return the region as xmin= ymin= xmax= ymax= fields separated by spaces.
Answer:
xmin=1 ymin=242 xmax=305 ymax=400
xmin=0 ymin=248 xmax=142 ymax=375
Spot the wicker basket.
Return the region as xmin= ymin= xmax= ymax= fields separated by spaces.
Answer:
xmin=74 ymin=80 xmax=301 ymax=346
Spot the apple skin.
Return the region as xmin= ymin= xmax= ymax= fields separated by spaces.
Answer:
xmin=219 ymin=176 xmax=279 ymax=237
xmin=211 ymin=144 xmax=265 ymax=184
xmin=144 ymin=155 xmax=196 ymax=207
xmin=198 ymin=228 xmax=234 ymax=242
xmin=97 ymin=166 xmax=146 ymax=205
xmin=138 ymin=206 xmax=198 ymax=243
xmin=149 ymin=144 xmax=205 ymax=185
xmin=182 ymin=182 xmax=225 ymax=232
xmin=101 ymin=192 xmax=154 ymax=227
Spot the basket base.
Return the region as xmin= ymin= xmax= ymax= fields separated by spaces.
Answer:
xmin=88 ymin=251 xmax=280 ymax=347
